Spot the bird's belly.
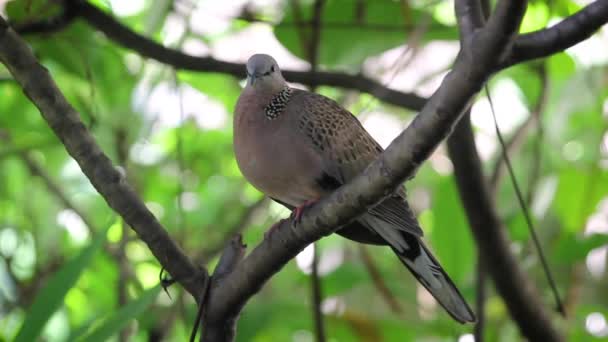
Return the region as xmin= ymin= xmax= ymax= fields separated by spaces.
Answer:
xmin=234 ymin=127 xmax=323 ymax=207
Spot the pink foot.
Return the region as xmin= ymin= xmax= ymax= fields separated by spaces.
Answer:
xmin=292 ymin=199 xmax=317 ymax=225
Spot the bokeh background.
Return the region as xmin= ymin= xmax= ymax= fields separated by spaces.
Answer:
xmin=1 ymin=0 xmax=608 ymax=341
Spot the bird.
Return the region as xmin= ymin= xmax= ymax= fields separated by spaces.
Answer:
xmin=233 ymin=53 xmax=475 ymax=323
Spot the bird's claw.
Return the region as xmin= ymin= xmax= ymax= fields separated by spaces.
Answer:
xmin=292 ymin=199 xmax=317 ymax=226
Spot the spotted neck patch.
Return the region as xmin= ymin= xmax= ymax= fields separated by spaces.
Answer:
xmin=264 ymin=87 xmax=292 ymax=120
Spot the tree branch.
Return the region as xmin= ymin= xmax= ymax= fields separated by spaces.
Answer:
xmin=200 ymin=0 xmax=528 ymax=332
xmin=446 ymin=115 xmax=562 ymax=341
xmin=455 ymin=0 xmax=485 ymax=41
xmin=0 ymin=16 xmax=206 ymax=299
xmin=500 ymin=0 xmax=608 ymax=68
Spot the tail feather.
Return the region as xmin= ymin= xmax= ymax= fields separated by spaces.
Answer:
xmin=392 ymin=242 xmax=476 ymax=323
xmin=359 ymin=214 xmax=475 ymax=323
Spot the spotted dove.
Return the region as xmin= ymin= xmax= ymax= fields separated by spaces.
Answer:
xmin=233 ymin=54 xmax=475 ymax=323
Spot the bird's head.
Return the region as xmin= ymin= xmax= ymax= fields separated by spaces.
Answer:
xmin=245 ymin=54 xmax=286 ymax=91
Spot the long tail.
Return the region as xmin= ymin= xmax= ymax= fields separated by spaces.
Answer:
xmin=360 ymin=215 xmax=476 ymax=323
xmin=391 ymin=239 xmax=476 ymax=323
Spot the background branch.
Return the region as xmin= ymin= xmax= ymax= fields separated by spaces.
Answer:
xmin=447 ymin=115 xmax=562 ymax=341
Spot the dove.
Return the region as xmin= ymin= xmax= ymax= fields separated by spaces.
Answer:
xmin=233 ymin=54 xmax=475 ymax=323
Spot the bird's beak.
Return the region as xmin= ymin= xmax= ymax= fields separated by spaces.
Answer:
xmin=246 ymin=72 xmax=258 ymax=86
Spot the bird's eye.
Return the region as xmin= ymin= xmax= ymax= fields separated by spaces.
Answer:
xmin=270 ymin=66 xmax=275 ymax=72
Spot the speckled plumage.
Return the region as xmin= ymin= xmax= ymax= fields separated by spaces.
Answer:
xmin=233 ymin=54 xmax=475 ymax=323
xmin=265 ymin=87 xmax=292 ymax=120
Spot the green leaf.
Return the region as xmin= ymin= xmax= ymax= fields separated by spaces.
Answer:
xmin=274 ymin=0 xmax=456 ymax=67
xmin=5 ymin=0 xmax=61 ymax=23
xmin=179 ymin=71 xmax=242 ymax=110
xmin=553 ymin=233 xmax=608 ymax=264
xmin=74 ymin=285 xmax=161 ymax=342
xmin=13 ymin=226 xmax=109 ymax=342
xmin=519 ymin=1 xmax=550 ymax=33
xmin=430 ymin=177 xmax=475 ymax=285
xmin=502 ymin=64 xmax=541 ymax=107
xmin=554 ymin=168 xmax=608 ymax=232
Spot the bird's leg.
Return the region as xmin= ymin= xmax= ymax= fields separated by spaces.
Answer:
xmin=292 ymin=199 xmax=317 ymax=225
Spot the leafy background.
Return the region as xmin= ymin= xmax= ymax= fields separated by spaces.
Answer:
xmin=0 ymin=0 xmax=607 ymax=341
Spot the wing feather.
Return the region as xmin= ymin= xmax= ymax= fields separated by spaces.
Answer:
xmin=289 ymin=89 xmax=423 ymax=237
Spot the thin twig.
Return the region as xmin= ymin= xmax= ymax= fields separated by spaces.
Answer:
xmin=485 ymin=85 xmax=565 ymax=316
xmin=310 ymin=245 xmax=326 ymax=342
xmin=237 ymin=17 xmax=452 ymax=33
xmin=174 ymin=71 xmax=187 ymax=234
xmin=359 ymin=246 xmax=403 ymax=315
xmin=490 ymin=65 xmax=549 ymax=193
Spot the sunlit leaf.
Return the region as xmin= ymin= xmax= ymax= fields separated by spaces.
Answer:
xmin=553 ymin=233 xmax=608 ymax=264
xmin=13 ymin=226 xmax=109 ymax=342
xmin=430 ymin=177 xmax=475 ymax=285
xmin=73 ymin=285 xmax=161 ymax=342
xmin=274 ymin=0 xmax=456 ymax=67
xmin=554 ymin=168 xmax=608 ymax=232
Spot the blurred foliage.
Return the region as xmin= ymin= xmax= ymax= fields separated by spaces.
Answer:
xmin=1 ymin=0 xmax=607 ymax=341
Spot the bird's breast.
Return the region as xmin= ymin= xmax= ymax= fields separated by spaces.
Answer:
xmin=234 ymin=112 xmax=324 ymax=206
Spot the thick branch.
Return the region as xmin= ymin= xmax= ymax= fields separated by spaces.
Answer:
xmin=0 ymin=17 xmax=205 ymax=299
xmin=455 ymin=0 xmax=485 ymax=41
xmin=447 ymin=115 xmax=562 ymax=341
xmin=201 ymin=0 xmax=528 ymax=326
xmin=500 ymin=0 xmax=608 ymax=68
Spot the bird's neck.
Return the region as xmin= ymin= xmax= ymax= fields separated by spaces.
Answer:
xmin=264 ymin=86 xmax=292 ymax=120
